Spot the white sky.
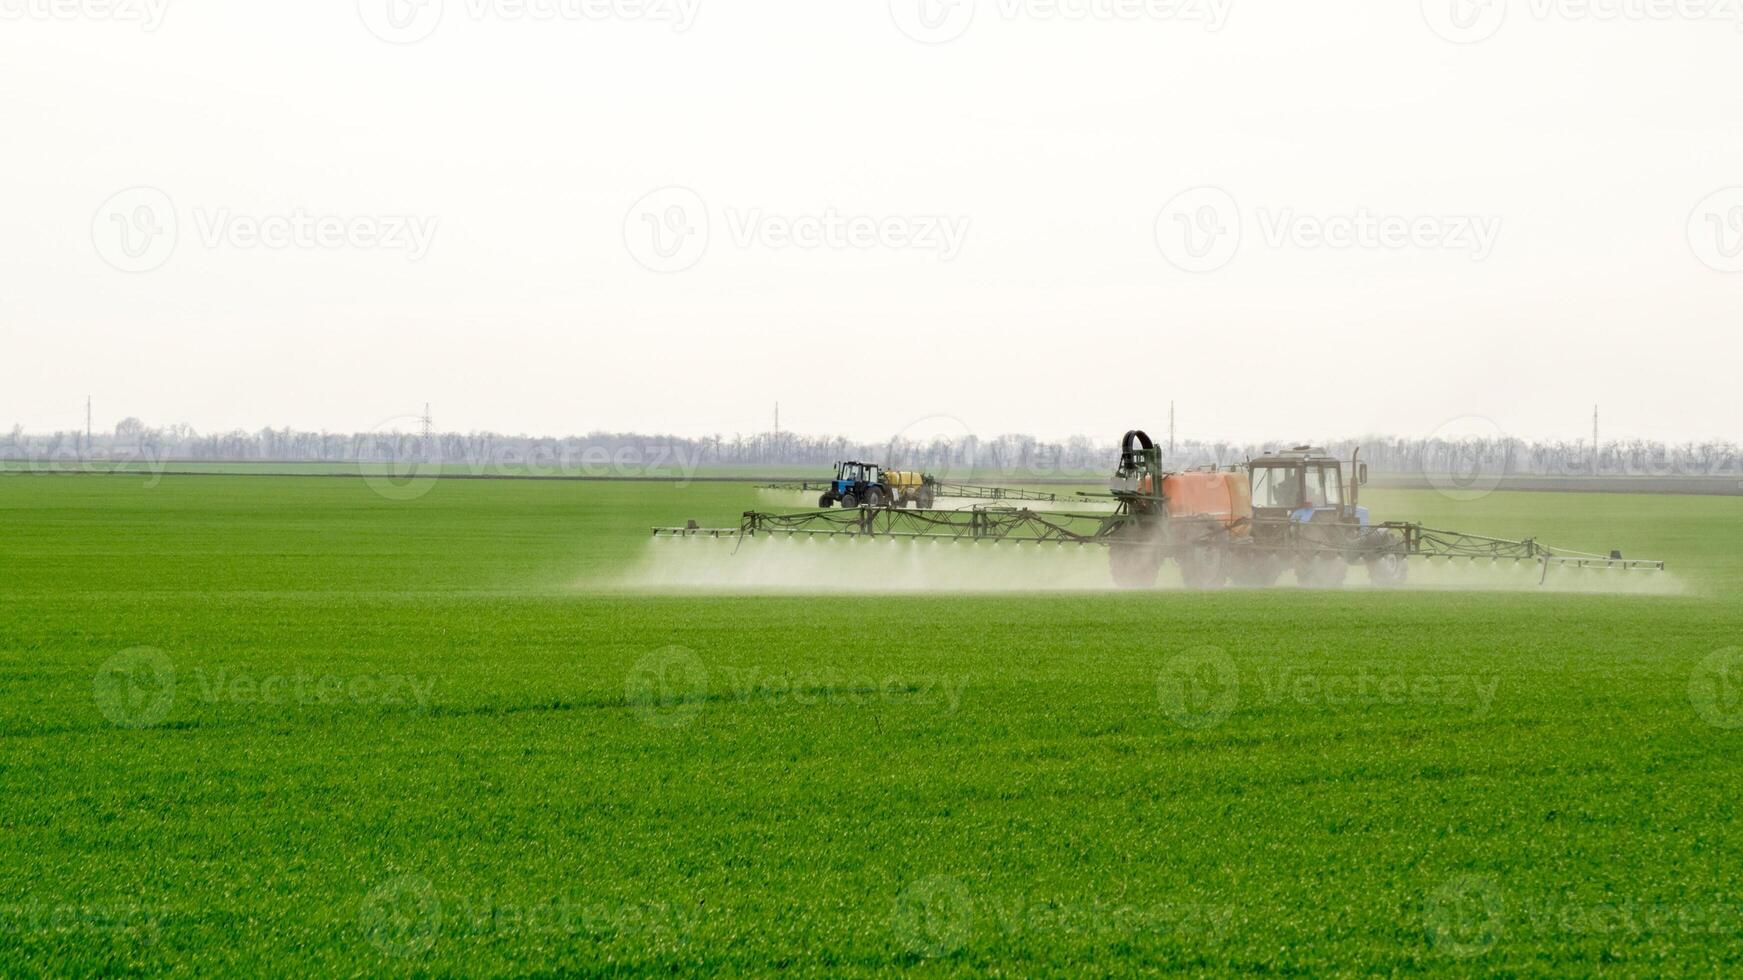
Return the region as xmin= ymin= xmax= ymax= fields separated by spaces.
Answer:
xmin=3 ymin=0 xmax=1741 ymax=446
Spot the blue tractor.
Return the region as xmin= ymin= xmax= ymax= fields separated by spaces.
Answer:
xmin=817 ymin=460 xmax=891 ymax=509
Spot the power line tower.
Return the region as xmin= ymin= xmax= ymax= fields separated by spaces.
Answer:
xmin=420 ymin=403 xmax=433 ymax=440
xmin=1592 ymin=405 xmax=1600 ymax=475
xmin=85 ymin=396 xmax=92 ymax=455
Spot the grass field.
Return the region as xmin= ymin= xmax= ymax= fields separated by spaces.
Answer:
xmin=3 ymin=473 xmax=1742 ymax=974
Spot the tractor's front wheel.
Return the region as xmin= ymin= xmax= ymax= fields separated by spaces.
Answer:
xmin=840 ymin=492 xmax=859 ymax=509
xmin=818 ymin=494 xmax=834 ymax=509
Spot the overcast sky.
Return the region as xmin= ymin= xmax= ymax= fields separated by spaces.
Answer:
xmin=4 ymin=0 xmax=1740 ymax=446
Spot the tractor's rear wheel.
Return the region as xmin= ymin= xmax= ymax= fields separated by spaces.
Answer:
xmin=1177 ymin=543 xmax=1231 ymax=589
xmin=1231 ymin=547 xmax=1282 ymax=588
xmin=1110 ymin=544 xmax=1163 ymax=589
xmin=1296 ymin=554 xmax=1349 ymax=589
xmin=1107 ymin=519 xmax=1164 ymax=589
xmin=866 ymin=487 xmax=888 ymax=509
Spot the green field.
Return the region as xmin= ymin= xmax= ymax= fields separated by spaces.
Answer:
xmin=3 ymin=474 xmax=1742 ymax=974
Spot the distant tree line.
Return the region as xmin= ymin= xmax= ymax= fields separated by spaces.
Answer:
xmin=3 ymin=419 xmax=1739 ymax=480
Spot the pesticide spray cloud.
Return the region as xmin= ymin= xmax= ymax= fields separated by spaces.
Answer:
xmin=611 ymin=535 xmax=1686 ymax=594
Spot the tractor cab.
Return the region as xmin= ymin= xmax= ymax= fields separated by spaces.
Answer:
xmin=834 ymin=461 xmax=881 ymax=492
xmin=1247 ymin=447 xmax=1369 ymax=527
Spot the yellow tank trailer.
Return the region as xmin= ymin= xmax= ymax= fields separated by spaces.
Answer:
xmin=883 ymin=470 xmax=936 ymax=509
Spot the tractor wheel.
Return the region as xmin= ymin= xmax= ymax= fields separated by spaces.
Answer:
xmin=866 ymin=487 xmax=888 ymax=509
xmin=840 ymin=492 xmax=859 ymax=509
xmin=1364 ymin=530 xmax=1409 ymax=587
xmin=1177 ymin=543 xmax=1231 ymax=589
xmin=1231 ymin=548 xmax=1282 ymax=588
xmin=1366 ymin=552 xmax=1408 ymax=587
xmin=1107 ymin=521 xmax=1164 ymax=589
xmin=818 ymin=494 xmax=834 ymax=509
xmin=1296 ymin=554 xmax=1349 ymax=589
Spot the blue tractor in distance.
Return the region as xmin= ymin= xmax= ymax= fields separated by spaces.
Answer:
xmin=817 ymin=461 xmax=893 ymax=509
